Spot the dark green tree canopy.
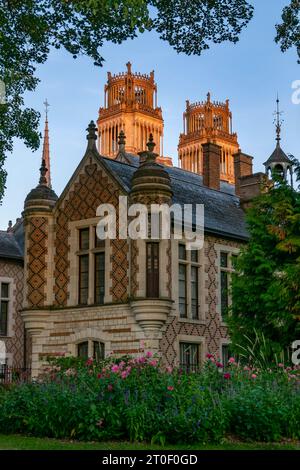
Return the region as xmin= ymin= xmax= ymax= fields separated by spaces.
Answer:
xmin=0 ymin=1 xmax=299 ymax=203
xmin=227 ymin=174 xmax=300 ymax=363
xmin=276 ymin=0 xmax=300 ymax=63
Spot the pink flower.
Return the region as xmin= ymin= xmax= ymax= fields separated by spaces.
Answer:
xmin=97 ymin=373 xmax=102 ymax=379
xmin=86 ymin=357 xmax=94 ymax=366
xmin=251 ymin=374 xmax=257 ymax=379
xmin=126 ymin=366 xmax=132 ymax=373
xmin=206 ymin=353 xmax=213 ymax=359
xmin=149 ymin=359 xmax=158 ymax=367
xmin=216 ymin=362 xmax=223 ymax=368
xmin=209 ymin=356 xmax=215 ymax=363
xmin=121 ymin=371 xmax=129 ymax=379
xmin=228 ymin=357 xmax=235 ymax=364
xmin=166 ymin=366 xmax=173 ymax=373
xmin=146 ymin=351 xmax=153 ymax=358
xmin=223 ymin=373 xmax=231 ymax=379
xmin=111 ymin=364 xmax=119 ymax=373
xmin=107 ymin=384 xmax=113 ymax=391
xmin=167 ymin=386 xmax=174 ymax=391
xmin=244 ymin=366 xmax=250 ymax=371
xmin=278 ymin=363 xmax=284 ymax=368
xmin=119 ymin=361 xmax=125 ymax=369
xmin=138 ymin=356 xmax=146 ymax=364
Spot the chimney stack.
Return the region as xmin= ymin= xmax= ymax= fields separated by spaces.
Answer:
xmin=234 ymin=151 xmax=253 ymax=196
xmin=202 ymin=142 xmax=221 ymax=191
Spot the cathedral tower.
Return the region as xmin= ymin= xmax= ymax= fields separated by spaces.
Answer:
xmin=97 ymin=62 xmax=165 ymax=159
xmin=178 ymin=93 xmax=239 ymax=184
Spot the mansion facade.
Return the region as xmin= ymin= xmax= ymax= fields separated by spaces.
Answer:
xmin=0 ymin=64 xmax=292 ymax=377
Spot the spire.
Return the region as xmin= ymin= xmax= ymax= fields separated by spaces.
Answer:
xmin=42 ymin=99 xmax=51 ymax=187
xmin=274 ymin=94 xmax=283 ymax=146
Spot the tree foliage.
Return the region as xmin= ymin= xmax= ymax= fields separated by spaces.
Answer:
xmin=227 ymin=173 xmax=300 ymax=362
xmin=0 ymin=0 xmax=254 ymax=202
xmin=276 ymin=0 xmax=300 ymax=63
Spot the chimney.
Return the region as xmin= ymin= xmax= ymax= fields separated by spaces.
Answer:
xmin=238 ymin=172 xmax=269 ymax=209
xmin=202 ymin=142 xmax=221 ymax=191
xmin=234 ymin=151 xmax=253 ymax=196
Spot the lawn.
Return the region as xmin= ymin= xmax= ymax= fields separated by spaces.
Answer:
xmin=0 ymin=434 xmax=299 ymax=451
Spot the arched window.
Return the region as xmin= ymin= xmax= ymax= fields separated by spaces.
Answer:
xmin=77 ymin=340 xmax=105 ymax=360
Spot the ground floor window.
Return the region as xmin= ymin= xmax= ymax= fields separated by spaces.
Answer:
xmin=222 ymin=344 xmax=232 ymax=366
xmin=77 ymin=340 xmax=105 ymax=360
xmin=179 ymin=342 xmax=201 ymax=372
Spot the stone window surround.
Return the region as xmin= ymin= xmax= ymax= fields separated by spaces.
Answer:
xmin=172 ymin=239 xmax=205 ymax=322
xmin=175 ymin=334 xmax=206 ymax=367
xmin=0 ymin=276 xmax=14 ymax=339
xmin=214 ymin=243 xmax=239 ymax=325
xmin=68 ymin=328 xmax=111 ymax=358
xmin=69 ymin=218 xmax=112 ymax=306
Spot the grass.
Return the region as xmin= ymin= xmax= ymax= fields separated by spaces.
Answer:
xmin=0 ymin=434 xmax=299 ymax=450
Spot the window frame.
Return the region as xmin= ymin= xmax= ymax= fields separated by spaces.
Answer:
xmin=178 ymin=243 xmax=201 ymax=321
xmin=179 ymin=342 xmax=201 ymax=372
xmin=217 ymin=247 xmax=239 ymax=322
xmin=0 ymin=279 xmax=12 ymax=338
xmin=146 ymin=241 xmax=160 ymax=298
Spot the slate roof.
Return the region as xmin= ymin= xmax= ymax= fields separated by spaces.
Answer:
xmin=263 ymin=143 xmax=292 ymax=166
xmin=0 ymin=220 xmax=24 ymax=261
xmin=101 ymin=156 xmax=248 ymax=241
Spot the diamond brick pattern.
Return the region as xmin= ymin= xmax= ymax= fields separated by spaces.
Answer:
xmin=54 ymin=161 xmax=129 ymax=305
xmin=0 ymin=260 xmax=25 ymax=367
xmin=160 ymin=236 xmax=241 ymax=366
xmin=27 ymin=217 xmax=47 ymax=307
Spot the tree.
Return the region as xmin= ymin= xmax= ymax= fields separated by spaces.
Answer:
xmin=276 ymin=0 xmax=300 ymax=64
xmin=0 ymin=0 xmax=255 ymax=203
xmin=226 ymin=172 xmax=300 ymax=363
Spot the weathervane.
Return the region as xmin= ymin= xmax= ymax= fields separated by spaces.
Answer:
xmin=43 ymin=98 xmax=50 ymax=120
xmin=273 ymin=94 xmax=283 ymax=145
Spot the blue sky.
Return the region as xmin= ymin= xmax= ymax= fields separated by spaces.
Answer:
xmin=1 ymin=0 xmax=300 ymax=227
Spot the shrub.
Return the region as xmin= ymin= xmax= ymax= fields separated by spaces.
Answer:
xmin=0 ymin=353 xmax=299 ymax=443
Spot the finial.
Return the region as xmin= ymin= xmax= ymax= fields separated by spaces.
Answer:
xmin=274 ymin=94 xmax=283 ymax=146
xmin=126 ymin=62 xmax=132 ymax=74
xmin=146 ymin=134 xmax=156 ymax=153
xmin=86 ymin=120 xmax=97 ymax=150
xmin=43 ymin=98 xmax=50 ymax=120
xmin=118 ymin=130 xmax=126 ymax=145
xmin=7 ymin=220 xmax=13 ymax=232
xmin=39 ymin=159 xmax=48 ymax=185
xmin=207 ymin=92 xmax=211 ymax=103
xmin=118 ymin=130 xmax=126 ymax=152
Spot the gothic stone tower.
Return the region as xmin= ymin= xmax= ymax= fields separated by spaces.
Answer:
xmin=178 ymin=93 xmax=239 ymax=184
xmin=97 ymin=62 xmax=165 ymax=160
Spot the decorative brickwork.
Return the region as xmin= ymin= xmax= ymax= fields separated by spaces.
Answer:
xmin=0 ymin=260 xmax=24 ymax=367
xmin=54 ymin=160 xmax=129 ymax=305
xmin=26 ymin=217 xmax=47 ymax=307
xmin=166 ymin=239 xmax=172 ymax=298
xmin=160 ymin=236 xmax=242 ymax=366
